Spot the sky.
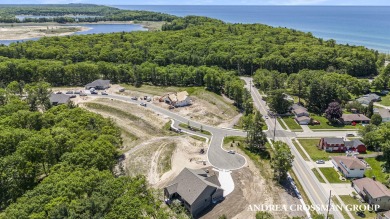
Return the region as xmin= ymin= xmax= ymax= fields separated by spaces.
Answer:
xmin=0 ymin=0 xmax=389 ymax=5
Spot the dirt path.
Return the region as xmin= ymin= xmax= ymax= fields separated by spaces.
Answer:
xmin=148 ymin=142 xmax=167 ymax=185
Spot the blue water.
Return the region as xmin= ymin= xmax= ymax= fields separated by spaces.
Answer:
xmin=0 ymin=24 xmax=147 ymax=45
xmin=114 ymin=5 xmax=390 ymax=52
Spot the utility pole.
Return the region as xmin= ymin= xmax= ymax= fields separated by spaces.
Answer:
xmin=326 ymin=190 xmax=332 ymax=219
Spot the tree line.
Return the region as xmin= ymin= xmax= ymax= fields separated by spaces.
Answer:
xmin=0 ymin=16 xmax=380 ymax=78
xmin=0 ymin=4 xmax=177 ymax=23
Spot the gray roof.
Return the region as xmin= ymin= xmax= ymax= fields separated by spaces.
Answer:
xmin=377 ymin=108 xmax=390 ymax=119
xmin=85 ymin=79 xmax=110 ymax=88
xmin=165 ymin=168 xmax=222 ymax=205
xmin=341 ymin=114 xmax=370 ymax=122
xmin=296 ymin=116 xmax=311 ymax=122
xmin=50 ymin=93 xmax=70 ymax=105
xmin=354 ymin=177 xmax=390 ymax=199
xmin=323 ymin=137 xmax=345 ymax=145
xmin=357 ymin=93 xmax=381 ymax=104
xmin=291 ymin=103 xmax=307 ymax=111
xmin=345 ymin=139 xmax=365 ymax=148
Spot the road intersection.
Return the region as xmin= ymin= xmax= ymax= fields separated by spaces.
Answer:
xmin=91 ymin=80 xmax=357 ymax=219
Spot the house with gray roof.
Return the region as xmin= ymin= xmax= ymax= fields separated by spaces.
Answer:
xmin=164 ymin=168 xmax=223 ymax=217
xmin=353 ymin=177 xmax=390 ymax=211
xmin=341 ymin=114 xmax=370 ymax=125
xmin=375 ymin=108 xmax=390 ymax=122
xmin=50 ymin=93 xmax=70 ymax=106
xmin=85 ymin=79 xmax=110 ymax=90
xmin=356 ymin=93 xmax=381 ymax=105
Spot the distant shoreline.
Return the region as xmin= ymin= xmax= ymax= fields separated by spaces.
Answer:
xmin=0 ymin=21 xmax=163 ymax=40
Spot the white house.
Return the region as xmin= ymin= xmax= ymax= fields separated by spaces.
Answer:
xmin=331 ymin=156 xmax=366 ymax=178
xmin=375 ymin=108 xmax=390 ymax=123
xmin=164 ymin=91 xmax=191 ymax=107
xmin=353 ymin=177 xmax=390 ymax=211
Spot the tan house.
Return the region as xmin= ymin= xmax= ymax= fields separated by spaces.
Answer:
xmin=164 ymin=168 xmax=223 ymax=217
xmin=377 ymin=210 xmax=390 ymax=219
xmin=353 ymin=177 xmax=390 ymax=211
xmin=163 ymin=91 xmax=191 ymax=107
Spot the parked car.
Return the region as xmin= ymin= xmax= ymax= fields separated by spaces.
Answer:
xmin=101 ymin=92 xmax=108 ymax=95
xmin=316 ymin=160 xmax=325 ymax=164
xmin=91 ymin=91 xmax=98 ymax=94
xmin=227 ymin=150 xmax=235 ymax=154
xmin=66 ymin=91 xmax=74 ymax=94
xmin=265 ymin=116 xmax=269 ymax=119
xmin=74 ymin=91 xmax=80 ymax=94
xmin=56 ymin=91 xmax=62 ymax=94
xmin=69 ymin=95 xmax=76 ymax=98
xmin=346 ymin=133 xmax=355 ymax=137
xmin=140 ymin=103 xmax=147 ymax=107
xmin=131 ymin=97 xmax=138 ymax=100
xmin=119 ymin=88 xmax=125 ymax=92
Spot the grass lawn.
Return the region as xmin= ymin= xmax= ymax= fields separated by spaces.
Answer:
xmin=277 ymin=118 xmax=287 ymax=130
xmin=365 ymin=156 xmax=389 ymax=184
xmin=281 ymin=116 xmax=303 ymax=131
xmin=332 ymin=197 xmax=351 ymax=219
xmin=319 ymin=167 xmax=345 ymax=183
xmin=309 ymin=115 xmax=359 ymax=130
xmin=179 ymin=123 xmax=211 ymax=136
xmin=312 ymin=168 xmax=325 ymax=183
xmin=234 ymin=115 xmax=268 ymax=130
xmin=339 ymin=195 xmax=377 ymax=219
xmin=292 ymin=140 xmax=309 ymax=161
xmin=297 ymin=138 xmax=345 ymax=161
xmin=380 ymin=95 xmax=390 ymax=106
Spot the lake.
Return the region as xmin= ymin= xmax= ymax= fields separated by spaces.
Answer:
xmin=114 ymin=5 xmax=390 ymax=52
xmin=0 ymin=23 xmax=147 ymax=45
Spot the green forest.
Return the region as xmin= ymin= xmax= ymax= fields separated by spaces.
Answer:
xmin=0 ymin=4 xmax=177 ymax=23
xmin=0 ymin=81 xmax=180 ymax=218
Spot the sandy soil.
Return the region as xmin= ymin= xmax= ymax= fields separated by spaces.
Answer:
xmin=0 ymin=25 xmax=91 ymax=40
xmin=111 ymin=84 xmax=241 ymax=127
xmin=200 ymin=147 xmax=306 ymax=219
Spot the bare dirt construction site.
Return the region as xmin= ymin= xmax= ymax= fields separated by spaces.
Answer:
xmin=53 ymin=85 xmax=302 ymax=219
xmin=73 ymin=95 xmax=210 ymax=188
xmin=0 ymin=24 xmax=90 ymax=40
xmin=114 ymin=84 xmax=241 ymax=128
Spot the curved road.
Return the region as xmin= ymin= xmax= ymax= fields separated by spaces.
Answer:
xmin=94 ymin=93 xmax=248 ymax=170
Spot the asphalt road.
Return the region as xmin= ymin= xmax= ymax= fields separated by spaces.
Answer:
xmin=93 ymin=93 xmax=248 ymax=170
xmin=241 ymin=77 xmax=345 ymax=219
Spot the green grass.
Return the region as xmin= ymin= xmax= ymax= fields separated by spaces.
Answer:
xmin=179 ymin=123 xmax=212 ymax=136
xmin=289 ymin=170 xmax=319 ymax=217
xmin=234 ymin=115 xmax=268 ymax=130
xmin=226 ymin=136 xmax=274 ymax=180
xmin=297 ymin=138 xmax=345 ymax=161
xmin=282 ymin=116 xmax=303 ymax=131
xmin=380 ymin=95 xmax=390 ymax=106
xmin=189 ymin=135 xmax=207 ymax=142
xmin=309 ymin=115 xmax=360 ymax=130
xmin=319 ymin=167 xmax=345 ymax=183
xmin=365 ymin=156 xmax=388 ymax=184
xmin=277 ymin=118 xmax=287 ymax=130
xmin=312 ymin=168 xmax=326 ymax=183
xmin=292 ymin=140 xmax=309 ymax=161
xmin=339 ymin=195 xmax=377 ymax=219
xmin=332 ymin=197 xmax=351 ymax=219
xmin=158 ymin=143 xmax=176 ymax=176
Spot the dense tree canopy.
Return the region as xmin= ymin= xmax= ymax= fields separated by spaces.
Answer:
xmin=0 ymin=82 xmax=175 ymax=218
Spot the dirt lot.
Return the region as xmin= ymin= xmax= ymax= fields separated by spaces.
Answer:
xmin=75 ymin=95 xmax=209 ymax=186
xmin=200 ymin=141 xmax=306 ymax=219
xmin=113 ymin=84 xmax=241 ymax=127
